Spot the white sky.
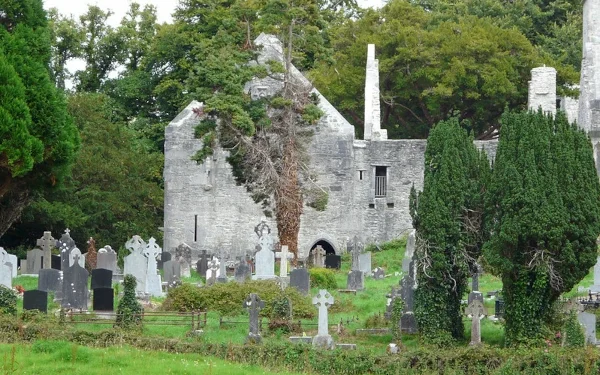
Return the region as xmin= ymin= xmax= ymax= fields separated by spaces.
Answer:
xmin=43 ymin=0 xmax=386 ymax=25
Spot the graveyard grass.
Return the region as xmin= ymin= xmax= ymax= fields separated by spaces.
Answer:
xmin=7 ymin=238 xmax=600 ymax=374
xmin=0 ymin=341 xmax=302 ymax=375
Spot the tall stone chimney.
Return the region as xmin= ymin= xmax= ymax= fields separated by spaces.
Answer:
xmin=527 ymin=67 xmax=557 ymax=115
xmin=364 ymin=44 xmax=386 ymax=140
xmin=578 ymin=0 xmax=600 ymax=133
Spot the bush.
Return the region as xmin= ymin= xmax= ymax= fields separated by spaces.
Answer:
xmin=309 ymin=268 xmax=337 ymax=290
xmin=0 ymin=286 xmax=16 ymax=316
xmin=115 ymin=275 xmax=143 ymax=328
xmin=162 ymin=280 xmax=314 ymax=318
xmin=563 ymin=313 xmax=585 ymax=348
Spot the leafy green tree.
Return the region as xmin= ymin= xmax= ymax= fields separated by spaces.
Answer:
xmin=0 ymin=0 xmax=79 ymax=238
xmin=1 ymin=93 xmax=163 ymax=249
xmin=47 ymin=8 xmax=84 ymax=90
xmin=484 ymin=110 xmax=600 ymax=346
xmin=409 ymin=118 xmax=489 ymax=345
xmin=310 ymin=0 xmax=545 ymax=139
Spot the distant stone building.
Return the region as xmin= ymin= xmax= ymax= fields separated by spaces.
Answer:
xmin=163 ymin=0 xmax=599 ymax=260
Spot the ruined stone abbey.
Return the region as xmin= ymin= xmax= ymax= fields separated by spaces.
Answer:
xmin=163 ymin=0 xmax=600 ymax=260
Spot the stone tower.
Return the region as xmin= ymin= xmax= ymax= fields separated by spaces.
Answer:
xmin=363 ymin=44 xmax=386 ymax=140
xmin=578 ymin=0 xmax=600 ymax=133
xmin=528 ymin=66 xmax=557 ymax=116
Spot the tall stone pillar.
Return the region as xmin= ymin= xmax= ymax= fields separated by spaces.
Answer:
xmin=578 ymin=0 xmax=600 ymax=133
xmin=527 ymin=67 xmax=557 ymax=116
xmin=364 ymin=44 xmax=386 ymax=140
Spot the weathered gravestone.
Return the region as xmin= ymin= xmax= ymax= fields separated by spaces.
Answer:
xmin=51 ymin=255 xmax=61 ymax=270
xmin=69 ymin=247 xmax=85 ymax=268
xmin=217 ymin=252 xmax=228 ymax=283
xmin=206 ymin=259 xmax=219 ymax=286
xmin=163 ymin=260 xmax=181 ymax=286
xmin=178 ymin=256 xmax=191 ymax=278
xmin=175 ymin=243 xmax=192 ymax=270
xmin=124 ymin=235 xmax=148 ymax=295
xmin=312 ymin=245 xmax=326 ymax=268
xmin=85 ymin=237 xmax=98 ymax=270
xmin=400 ymin=260 xmax=418 ymax=333
xmin=97 ymin=246 xmax=117 ymax=272
xmin=7 ymin=254 xmax=17 ymax=278
xmin=234 ymin=257 xmax=252 ymax=283
xmin=93 ymin=288 xmax=114 ymax=311
xmin=347 ymin=240 xmax=364 ymax=290
xmin=275 ymin=245 xmax=293 ymax=277
xmin=196 ymin=250 xmax=210 ymax=277
xmin=62 ymin=260 xmax=89 ymax=310
xmin=358 ymin=252 xmax=371 ymax=276
xmin=244 ymin=293 xmax=265 ymax=343
xmin=23 ymin=290 xmax=48 ymax=313
xmin=26 ymin=248 xmax=44 ymax=275
xmin=252 ymin=220 xmax=276 ymax=280
xmin=36 ymin=231 xmax=57 ymax=270
xmin=465 ymin=299 xmax=486 ymax=346
xmin=402 ymin=230 xmax=416 ymax=273
xmin=578 ymin=311 xmax=597 ymax=345
xmin=58 ymin=229 xmax=76 ymax=271
xmin=290 ymin=268 xmax=310 ymax=295
xmin=312 ymin=289 xmax=335 ymax=349
xmin=144 ymin=237 xmax=163 ymax=297
xmin=325 ymin=254 xmax=341 ymax=270
xmin=38 ymin=269 xmax=61 ymax=293
xmin=158 ymin=251 xmax=171 ymax=271
xmin=373 ymin=267 xmax=385 ymax=280
xmin=91 ymin=269 xmax=113 ymax=289
xmin=0 ymin=247 xmax=12 ymax=288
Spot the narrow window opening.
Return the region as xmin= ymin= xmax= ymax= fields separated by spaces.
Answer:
xmin=194 ymin=215 xmax=198 ymax=242
xmin=359 ymin=170 xmax=364 ymax=180
xmin=375 ymin=166 xmax=387 ymax=197
xmin=368 ymin=203 xmax=375 ymax=209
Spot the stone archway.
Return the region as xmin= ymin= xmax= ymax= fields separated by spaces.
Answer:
xmin=309 ymin=239 xmax=336 ymax=255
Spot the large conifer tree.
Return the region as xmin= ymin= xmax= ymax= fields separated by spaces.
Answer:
xmin=410 ymin=118 xmax=489 ymax=345
xmin=484 ymin=110 xmax=600 ymax=346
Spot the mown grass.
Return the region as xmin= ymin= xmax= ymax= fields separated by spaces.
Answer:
xmin=0 ymin=341 xmax=302 ymax=375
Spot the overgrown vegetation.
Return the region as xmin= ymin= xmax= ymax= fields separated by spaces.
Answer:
xmin=309 ymin=268 xmax=338 ymax=290
xmin=115 ymin=275 xmax=143 ymax=329
xmin=0 ymin=286 xmax=16 ymax=316
xmin=162 ymin=280 xmax=314 ymax=318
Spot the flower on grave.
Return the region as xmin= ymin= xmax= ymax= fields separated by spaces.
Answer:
xmin=13 ymin=285 xmax=24 ymax=296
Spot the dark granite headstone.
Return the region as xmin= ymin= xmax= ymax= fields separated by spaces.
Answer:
xmin=158 ymin=252 xmax=172 ymax=271
xmin=91 ymin=268 xmax=113 ymax=289
xmin=62 ymin=262 xmax=89 ymax=310
xmin=325 ymin=254 xmax=341 ymax=270
xmin=38 ymin=268 xmax=61 ymax=292
xmin=290 ymin=268 xmax=310 ymax=295
xmin=51 ymin=255 xmax=61 ymax=270
xmin=234 ymin=261 xmax=251 ymax=282
xmin=93 ymin=288 xmax=114 ymax=311
xmin=197 ymin=250 xmax=210 ymax=277
xmin=23 ymin=290 xmax=48 ymax=313
xmin=346 ymin=270 xmax=364 ymax=290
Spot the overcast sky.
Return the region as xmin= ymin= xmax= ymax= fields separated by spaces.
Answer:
xmin=44 ymin=0 xmax=386 ymax=24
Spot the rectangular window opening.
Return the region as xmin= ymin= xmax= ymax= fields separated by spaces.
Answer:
xmin=194 ymin=215 xmax=198 ymax=242
xmin=368 ymin=203 xmax=375 ymax=209
xmin=387 ymin=203 xmax=394 ymax=208
xmin=359 ymin=170 xmax=364 ymax=180
xmin=375 ymin=166 xmax=387 ymax=197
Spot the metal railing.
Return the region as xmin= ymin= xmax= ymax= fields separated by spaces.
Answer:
xmin=375 ymin=176 xmax=387 ymax=197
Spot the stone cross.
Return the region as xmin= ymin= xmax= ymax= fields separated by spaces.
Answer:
xmin=125 ymin=235 xmax=146 ymax=255
xmin=143 ymin=237 xmax=163 ymax=297
xmin=85 ymin=237 xmax=98 ymax=270
xmin=313 ymin=245 xmax=326 ymax=268
xmin=244 ymin=293 xmax=265 ymax=343
xmin=36 ymin=231 xmax=56 ymax=270
xmin=275 ymin=245 xmax=293 ymax=277
xmin=465 ymin=299 xmax=486 ymax=346
xmin=313 ymin=289 xmax=334 ymax=337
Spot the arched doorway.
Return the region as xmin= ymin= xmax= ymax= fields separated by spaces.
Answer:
xmin=310 ymin=240 xmax=336 ymax=255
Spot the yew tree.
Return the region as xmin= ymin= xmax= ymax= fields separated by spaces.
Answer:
xmin=409 ymin=118 xmax=490 ymax=345
xmin=484 ymin=110 xmax=600 ymax=346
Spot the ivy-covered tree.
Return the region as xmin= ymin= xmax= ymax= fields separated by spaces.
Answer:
xmin=409 ymin=118 xmax=489 ymax=345
xmin=483 ymin=110 xmax=600 ymax=346
xmin=0 ymin=0 xmax=79 ymax=238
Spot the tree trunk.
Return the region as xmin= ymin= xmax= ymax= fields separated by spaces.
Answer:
xmin=0 ymin=185 xmax=31 ymax=239
xmin=275 ymin=139 xmax=302 ymax=266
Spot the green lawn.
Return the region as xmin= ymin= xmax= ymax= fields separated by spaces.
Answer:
xmin=0 ymin=341 xmax=302 ymax=375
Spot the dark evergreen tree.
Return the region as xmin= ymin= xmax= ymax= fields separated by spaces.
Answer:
xmin=409 ymin=118 xmax=489 ymax=345
xmin=0 ymin=0 xmax=79 ymax=237
xmin=484 ymin=110 xmax=600 ymax=346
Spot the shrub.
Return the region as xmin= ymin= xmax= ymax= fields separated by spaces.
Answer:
xmin=162 ymin=280 xmax=314 ymax=318
xmin=0 ymin=286 xmax=17 ymax=316
xmin=563 ymin=313 xmax=585 ymax=348
xmin=309 ymin=268 xmax=337 ymax=290
xmin=115 ymin=275 xmax=143 ymax=328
